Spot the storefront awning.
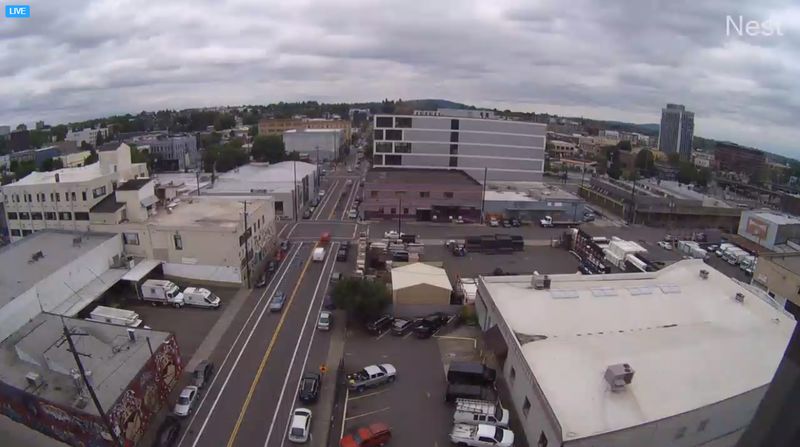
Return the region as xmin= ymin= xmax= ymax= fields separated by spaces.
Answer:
xmin=122 ymin=259 xmax=163 ymax=282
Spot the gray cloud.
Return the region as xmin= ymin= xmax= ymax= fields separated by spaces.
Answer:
xmin=0 ymin=0 xmax=798 ymax=156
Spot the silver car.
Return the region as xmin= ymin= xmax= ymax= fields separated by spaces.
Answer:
xmin=317 ymin=311 xmax=332 ymax=331
xmin=173 ymin=386 xmax=198 ymax=417
xmin=287 ymin=408 xmax=312 ymax=443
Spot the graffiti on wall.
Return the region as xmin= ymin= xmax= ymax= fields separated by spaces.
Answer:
xmin=745 ymin=217 xmax=769 ymax=239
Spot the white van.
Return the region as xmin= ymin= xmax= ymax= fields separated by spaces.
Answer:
xmin=88 ymin=306 xmax=143 ymax=327
xmin=312 ymin=247 xmax=326 ymax=262
xmin=453 ymin=398 xmax=510 ymax=428
xmin=141 ymin=279 xmax=185 ymax=307
xmin=182 ymin=287 xmax=221 ymax=309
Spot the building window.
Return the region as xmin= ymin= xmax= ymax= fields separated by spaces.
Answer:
xmin=538 ymin=432 xmax=548 ymax=447
xmin=449 ymin=156 xmax=458 ymax=167
xmin=394 ymin=142 xmax=411 ymax=153
xmin=7 ymin=212 xmax=18 ymax=220
xmin=59 ymin=212 xmax=72 ymax=220
xmin=523 ymin=397 xmax=531 ymax=416
xmin=82 ymin=191 xmax=87 ymax=201
xmin=375 ymin=117 xmax=393 ymax=128
xmin=123 ymin=232 xmax=140 ymax=245
xmin=375 ymin=142 xmax=393 ymax=153
xmin=419 ymin=192 xmax=430 ymax=198
xmin=174 ymin=233 xmax=183 ymax=250
xmin=698 ymin=419 xmax=709 ymax=432
xmin=45 ymin=212 xmax=56 ymax=220
xmin=10 ymin=229 xmax=20 ymax=236
xmin=274 ymin=201 xmax=284 ymax=215
xmin=395 ymin=117 xmax=412 ymax=128
xmin=373 ymin=155 xmax=384 ymax=165
xmin=31 ymin=212 xmax=43 ymax=220
xmin=403 ymin=208 xmax=409 ymax=214
xmin=55 ymin=192 xmax=61 ymax=202
xmin=71 ymin=192 xmax=77 ymax=201
xmin=395 ymin=191 xmax=405 ymax=197
xmin=510 ymin=367 xmax=516 ymax=383
xmin=675 ymin=427 xmax=687 ymax=439
xmin=444 ymin=192 xmax=454 ymax=199
xmin=374 ymin=129 xmax=384 ymax=140
xmin=19 ymin=212 xmax=30 ymax=220
xmin=25 ymin=193 xmax=32 ymax=202
xmin=385 ymin=129 xmax=402 ymax=141
xmin=450 ymin=144 xmax=458 ymax=154
xmin=74 ymin=212 xmax=90 ymax=221
xmin=390 ymin=208 xmax=396 ymax=214
xmin=92 ymin=186 xmax=106 ymax=198
xmin=451 ymin=119 xmax=460 ymax=130
xmin=21 ymin=229 xmax=32 ymax=236
xmin=450 ymin=132 xmax=459 ymax=142
xmin=385 ymin=155 xmax=402 ymax=166
xmin=370 ymin=191 xmax=378 ymax=198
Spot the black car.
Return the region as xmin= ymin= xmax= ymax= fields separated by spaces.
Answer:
xmin=391 ymin=318 xmax=416 ymax=336
xmin=323 ymin=294 xmax=335 ymax=310
xmin=502 ymin=219 xmax=512 ymax=228
xmin=280 ymin=240 xmax=290 ymax=252
xmin=298 ymin=372 xmax=321 ymax=403
xmin=267 ymin=261 xmax=277 ymax=275
xmin=510 ymin=218 xmax=521 ymax=227
xmin=341 ymin=240 xmax=351 ymax=250
xmin=191 ymin=360 xmax=215 ymax=388
xmin=152 ymin=415 xmax=182 ymax=447
xmin=302 ymin=209 xmax=312 ymax=219
xmin=366 ymin=314 xmax=394 ymax=334
xmin=336 ymin=248 xmax=348 ymax=262
xmin=413 ymin=313 xmax=449 ymax=338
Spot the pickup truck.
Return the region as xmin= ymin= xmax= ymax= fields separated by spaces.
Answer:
xmin=539 ymin=215 xmax=582 ymax=228
xmin=346 ymin=364 xmax=396 ymax=392
xmin=450 ymin=423 xmax=514 ymax=447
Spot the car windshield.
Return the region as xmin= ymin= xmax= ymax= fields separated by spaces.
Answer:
xmin=178 ymin=396 xmax=190 ymax=405
xmin=290 ymin=427 xmax=304 ymax=437
xmin=494 ymin=427 xmax=504 ymax=442
xmin=320 ymin=315 xmax=329 ymax=323
xmin=393 ymin=319 xmax=407 ymax=328
xmin=494 ymin=404 xmax=503 ymax=421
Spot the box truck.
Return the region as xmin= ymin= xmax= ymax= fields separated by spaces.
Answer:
xmin=141 ymin=279 xmax=185 ymax=307
xmin=312 ymin=247 xmax=326 ymax=262
xmin=87 ymin=306 xmax=143 ymax=327
xmin=182 ymin=287 xmax=221 ymax=309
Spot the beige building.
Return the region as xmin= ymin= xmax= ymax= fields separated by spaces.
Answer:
xmin=57 ymin=150 xmax=92 ymax=168
xmin=259 ymin=117 xmax=352 ymax=142
xmin=548 ymin=140 xmax=578 ymax=159
xmin=391 ymin=263 xmax=453 ymax=306
xmin=2 ymin=143 xmax=147 ymax=241
xmin=752 ymin=252 xmax=800 ymax=316
xmin=89 ymin=178 xmax=276 ymax=285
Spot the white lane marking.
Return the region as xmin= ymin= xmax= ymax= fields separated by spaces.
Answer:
xmin=339 ymin=175 xmax=359 ymax=220
xmin=339 ymin=388 xmax=349 ymax=439
xmin=180 ymin=244 xmax=306 ymax=447
xmin=314 ymin=180 xmax=340 ymax=221
xmin=375 ymin=329 xmax=390 ymax=340
xmin=346 ymin=389 xmax=388 ymax=402
xmin=268 ymin=243 xmax=339 ymax=447
xmin=344 ymin=406 xmax=391 ymax=421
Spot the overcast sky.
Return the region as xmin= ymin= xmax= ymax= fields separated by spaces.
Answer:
xmin=1 ymin=0 xmax=798 ymax=156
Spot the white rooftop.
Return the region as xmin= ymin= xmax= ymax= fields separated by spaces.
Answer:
xmin=484 ymin=190 xmax=535 ymax=203
xmin=150 ymin=197 xmax=268 ymax=230
xmin=12 ymin=162 xmax=105 ymax=186
xmin=284 ymin=128 xmax=343 ymax=134
xmin=752 ymin=211 xmax=800 ymax=226
xmin=209 ymin=161 xmax=317 ymax=194
xmin=392 ymin=263 xmax=453 ymax=292
xmin=480 ymin=259 xmax=795 ymax=441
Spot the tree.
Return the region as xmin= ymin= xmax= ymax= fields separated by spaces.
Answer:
xmin=96 ymin=130 xmax=105 ymax=147
xmin=16 ymin=123 xmax=27 ymax=130
xmin=251 ymin=135 xmax=287 ymax=163
xmin=51 ymin=124 xmax=68 ymax=142
xmin=248 ymin=125 xmax=258 ymax=138
xmin=617 ymin=140 xmax=632 ymax=152
xmin=80 ymin=141 xmax=92 ymax=152
xmin=198 ymin=131 xmax=222 ymax=149
xmin=677 ymin=162 xmax=697 ymax=185
xmin=696 ymin=167 xmax=711 ymax=188
xmin=331 ymin=277 xmax=391 ymax=323
xmin=213 ymin=113 xmax=236 ymax=131
xmin=605 ymin=146 xmax=622 ymax=179
xmin=84 ymin=149 xmax=99 ymax=165
xmin=11 ymin=160 xmax=36 ymax=179
xmin=634 ymin=149 xmax=656 ymax=177
xmin=39 ymin=157 xmax=64 ymax=172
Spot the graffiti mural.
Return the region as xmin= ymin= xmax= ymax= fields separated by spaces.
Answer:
xmin=0 ymin=334 xmax=182 ymax=447
xmin=107 ymin=333 xmax=182 ymax=447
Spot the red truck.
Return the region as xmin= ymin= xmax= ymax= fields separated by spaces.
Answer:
xmin=339 ymin=422 xmax=391 ymax=447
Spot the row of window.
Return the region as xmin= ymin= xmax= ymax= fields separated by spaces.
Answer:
xmin=368 ymin=191 xmax=453 ymax=199
xmin=373 ymin=129 xmax=403 ymax=141
xmin=9 ymin=229 xmax=33 ymax=237
xmin=7 ymin=211 xmax=89 ymax=221
xmin=6 ymin=186 xmax=107 ymax=204
xmin=375 ymin=116 xmax=412 ymax=129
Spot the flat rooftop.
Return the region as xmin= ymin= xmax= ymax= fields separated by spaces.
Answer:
xmin=366 ymin=168 xmax=481 ymax=186
xmin=11 ymin=162 xmax=104 ymax=186
xmin=150 ymin=197 xmax=267 ymax=229
xmin=751 ymin=211 xmax=800 ymax=226
xmin=117 ymin=178 xmax=153 ymax=191
xmin=0 ymin=313 xmax=169 ymax=416
xmin=480 ymin=259 xmax=795 ymax=441
xmin=486 ymin=182 xmax=580 ymax=201
xmin=0 ymin=231 xmax=118 ymax=308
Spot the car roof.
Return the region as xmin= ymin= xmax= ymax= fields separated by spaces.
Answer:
xmin=291 ymin=408 xmax=311 ymax=426
xmin=180 ymin=386 xmax=196 ymax=397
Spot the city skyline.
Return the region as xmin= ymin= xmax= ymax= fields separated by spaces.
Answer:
xmin=0 ymin=0 xmax=798 ymax=157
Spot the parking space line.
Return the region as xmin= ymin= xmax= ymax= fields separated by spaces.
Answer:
xmin=375 ymin=330 xmax=390 ymax=340
xmin=344 ymin=406 xmax=391 ymax=421
xmin=339 ymin=388 xmax=349 ymax=438
xmin=402 ymin=331 xmax=413 ymax=339
xmin=346 ymin=389 xmax=388 ymax=402
xmin=182 ymin=243 xmax=304 ymax=447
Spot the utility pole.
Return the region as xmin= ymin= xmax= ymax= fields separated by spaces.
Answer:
xmin=242 ymin=201 xmax=251 ymax=288
xmin=62 ymin=325 xmax=123 ymax=447
xmin=480 ymin=167 xmax=488 ymax=224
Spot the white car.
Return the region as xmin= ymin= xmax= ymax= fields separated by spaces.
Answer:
xmin=347 ymin=167 xmax=353 ymax=173
xmin=384 ymin=230 xmax=402 ymax=240
xmin=317 ymin=311 xmax=332 ymax=331
xmin=489 ymin=218 xmax=499 ymax=227
xmin=348 ymin=209 xmax=358 ymax=219
xmin=318 ymin=190 xmax=326 ymax=198
xmin=173 ymin=386 xmax=199 ymax=417
xmin=287 ymin=408 xmax=312 ymax=443
xmin=657 ymin=241 xmax=673 ymax=250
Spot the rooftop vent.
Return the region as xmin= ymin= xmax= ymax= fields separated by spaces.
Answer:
xmin=604 ymin=363 xmax=635 ymax=392
xmin=25 ymin=372 xmax=43 ymax=389
xmin=55 ymin=173 xmax=60 ymax=183
xmin=127 ymin=328 xmax=136 ymax=342
xmin=531 ymin=272 xmax=551 ymax=290
xmin=28 ymin=251 xmax=44 ymax=263
xmin=72 ymin=236 xmax=82 ymax=246
xmin=699 ymin=269 xmax=709 ymax=279
xmin=735 ymin=292 xmax=745 ymax=303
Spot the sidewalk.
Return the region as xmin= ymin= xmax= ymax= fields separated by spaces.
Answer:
xmin=316 ymin=311 xmax=347 ymax=447
xmin=186 ymin=285 xmax=253 ymax=372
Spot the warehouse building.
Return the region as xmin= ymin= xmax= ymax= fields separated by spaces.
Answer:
xmin=476 ymin=259 xmax=795 ymax=447
xmin=736 ymin=210 xmax=800 ymax=252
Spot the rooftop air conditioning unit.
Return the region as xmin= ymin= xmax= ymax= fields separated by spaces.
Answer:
xmin=25 ymin=372 xmax=43 ymax=389
xmin=699 ymin=269 xmax=709 ymax=279
xmin=735 ymin=292 xmax=745 ymax=303
xmin=531 ymin=272 xmax=550 ymax=290
xmin=604 ymin=363 xmax=635 ymax=391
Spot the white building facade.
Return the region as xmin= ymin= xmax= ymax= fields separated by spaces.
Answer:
xmin=372 ymin=110 xmax=546 ymax=182
xmin=65 ymin=127 xmax=109 ymax=147
xmin=283 ymin=128 xmax=344 ymax=163
xmin=475 ymin=260 xmax=794 ymax=447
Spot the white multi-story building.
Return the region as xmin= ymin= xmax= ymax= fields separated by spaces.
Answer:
xmin=65 ymin=127 xmax=109 ymax=147
xmin=283 ymin=128 xmax=344 ymax=163
xmin=476 ymin=260 xmax=794 ymax=447
xmin=2 ymin=144 xmax=147 ymax=241
xmin=372 ymin=110 xmax=546 ymax=182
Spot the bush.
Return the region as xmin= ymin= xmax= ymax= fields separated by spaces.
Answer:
xmin=332 ymin=277 xmax=391 ymax=323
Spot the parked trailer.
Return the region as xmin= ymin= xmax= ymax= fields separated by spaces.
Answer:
xmin=87 ymin=306 xmax=142 ymax=327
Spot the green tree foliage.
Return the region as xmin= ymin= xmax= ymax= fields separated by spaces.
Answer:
xmin=605 ymin=146 xmax=622 ymax=179
xmin=213 ymin=113 xmax=236 ymax=131
xmin=51 ymin=124 xmax=68 ymax=142
xmin=29 ymin=130 xmax=51 ymax=148
xmin=39 ymin=157 xmax=64 ymax=172
xmin=251 ymin=135 xmax=287 ymax=163
xmin=95 ymin=130 xmax=105 ymax=146
xmin=248 ymin=125 xmax=258 ymax=138
xmin=331 ymin=277 xmax=391 ymax=323
xmin=676 ymin=162 xmax=698 ymax=185
xmin=0 ymin=137 xmax=8 ymax=155
xmin=203 ymin=142 xmax=248 ymax=173
xmin=634 ymin=149 xmax=656 ymax=177
xmin=695 ymin=167 xmax=712 ymax=188
xmin=10 ymin=160 xmax=36 ymax=179
xmin=84 ymin=149 xmax=99 ymax=165
xmin=16 ymin=123 xmax=26 ymax=130
xmin=617 ymin=140 xmax=632 ymax=152
xmin=198 ymin=132 xmax=222 ymax=149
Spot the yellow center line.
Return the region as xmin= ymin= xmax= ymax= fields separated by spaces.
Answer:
xmin=225 ymin=242 xmax=319 ymax=447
